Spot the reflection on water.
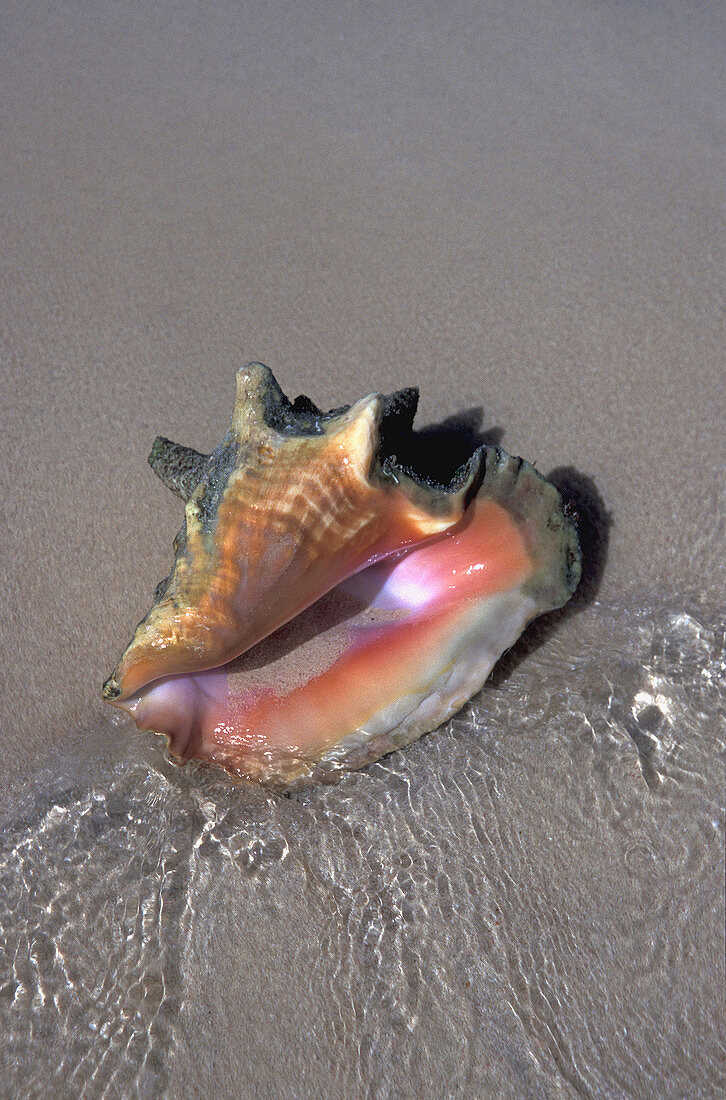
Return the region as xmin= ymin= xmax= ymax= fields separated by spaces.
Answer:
xmin=1 ymin=600 xmax=724 ymax=1098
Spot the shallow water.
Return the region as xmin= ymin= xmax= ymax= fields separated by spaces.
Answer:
xmin=2 ymin=597 xmax=724 ymax=1098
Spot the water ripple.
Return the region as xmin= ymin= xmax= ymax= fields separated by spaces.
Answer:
xmin=1 ymin=598 xmax=723 ymax=1098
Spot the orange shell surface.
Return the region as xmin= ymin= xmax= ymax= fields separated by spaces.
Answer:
xmin=103 ymin=365 xmax=480 ymax=703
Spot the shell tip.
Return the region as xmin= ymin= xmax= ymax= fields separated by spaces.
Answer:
xmin=102 ymin=674 xmax=122 ymax=702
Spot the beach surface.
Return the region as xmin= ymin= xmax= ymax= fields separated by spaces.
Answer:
xmin=2 ymin=2 xmax=724 ymax=1096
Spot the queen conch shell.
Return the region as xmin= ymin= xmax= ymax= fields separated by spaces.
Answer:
xmin=104 ymin=363 xmax=581 ymax=789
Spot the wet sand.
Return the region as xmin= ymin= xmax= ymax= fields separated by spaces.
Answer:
xmin=2 ymin=2 xmax=724 ymax=1096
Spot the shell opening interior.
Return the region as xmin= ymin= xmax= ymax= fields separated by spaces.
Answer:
xmin=116 ymin=496 xmax=540 ymax=785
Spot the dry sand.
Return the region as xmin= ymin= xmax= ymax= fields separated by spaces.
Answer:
xmin=2 ymin=2 xmax=724 ymax=1097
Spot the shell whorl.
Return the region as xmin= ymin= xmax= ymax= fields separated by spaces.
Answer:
xmin=103 ymin=364 xmax=484 ymax=702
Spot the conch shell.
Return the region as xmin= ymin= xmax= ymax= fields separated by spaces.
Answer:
xmin=104 ymin=364 xmax=580 ymax=788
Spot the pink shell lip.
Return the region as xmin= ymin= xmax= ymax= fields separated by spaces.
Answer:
xmin=103 ymin=363 xmax=582 ymax=790
xmin=118 ymin=494 xmax=538 ymax=778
